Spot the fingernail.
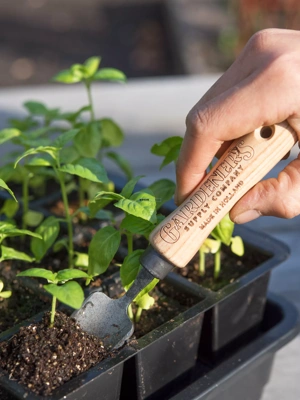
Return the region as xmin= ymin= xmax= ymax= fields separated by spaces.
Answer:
xmin=233 ymin=210 xmax=261 ymax=224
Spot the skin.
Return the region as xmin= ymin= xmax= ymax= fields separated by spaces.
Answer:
xmin=175 ymin=28 xmax=300 ymax=224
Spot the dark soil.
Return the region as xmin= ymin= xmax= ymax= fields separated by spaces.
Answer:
xmin=177 ymin=244 xmax=270 ymax=291
xmin=0 ymin=311 xmax=110 ymax=396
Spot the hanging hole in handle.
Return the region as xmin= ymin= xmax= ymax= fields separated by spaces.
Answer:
xmin=260 ymin=125 xmax=274 ymax=139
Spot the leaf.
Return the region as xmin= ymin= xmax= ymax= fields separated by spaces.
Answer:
xmin=23 ymin=101 xmax=49 ymax=115
xmin=120 ymin=215 xmax=154 ymax=237
xmin=160 ymin=144 xmax=182 ymax=169
xmin=0 ymin=164 xmax=15 ymax=182
xmin=100 ymin=119 xmax=124 ymax=147
xmin=53 ymin=238 xmax=69 ymax=253
xmin=0 ymin=199 xmax=19 ymax=218
xmin=0 ymin=246 xmax=35 ymax=262
xmin=0 ymin=291 xmax=12 ymax=299
xmin=151 ymin=136 xmax=183 ymax=156
xmin=56 ymin=269 xmax=89 ymax=282
xmin=201 ymin=238 xmax=221 ymax=254
xmin=120 ymin=250 xmax=144 ymax=288
xmin=74 ymin=252 xmax=89 ymax=269
xmin=74 ymin=122 xmax=102 ymax=158
xmin=230 ymin=236 xmax=244 ymax=256
xmin=44 ymin=281 xmax=84 ymax=309
xmin=93 ymin=68 xmax=126 ymax=82
xmin=59 ymin=105 xmax=91 ymax=123
xmin=23 ymin=210 xmax=44 ymax=227
xmin=148 ymin=179 xmax=176 ymax=209
xmin=76 ymin=206 xmax=113 ymax=221
xmin=27 ymin=155 xmax=54 ymax=167
xmin=211 ymin=214 xmax=234 ymax=246
xmin=88 ymin=191 xmax=124 ymax=217
xmin=120 ymin=175 xmax=144 ymax=198
xmin=59 ymin=145 xmax=80 ymax=164
xmin=53 ymin=129 xmax=80 ymax=148
xmin=52 ymin=69 xmax=82 ymax=84
xmin=115 ymin=189 xmax=156 ymax=223
xmin=0 ymin=179 xmax=17 ymax=202
xmin=88 ymin=226 xmax=121 ymax=276
xmin=0 ymin=129 xmax=21 ymax=145
xmin=17 ymin=268 xmax=56 ymax=282
xmin=135 ymin=291 xmax=155 ymax=309
xmin=105 ymin=152 xmax=133 ymax=180
xmin=84 ymin=56 xmax=101 ymax=76
xmin=15 ymin=146 xmax=59 ymax=167
xmin=30 ymin=216 xmax=60 ymax=261
xmin=59 ymin=158 xmax=109 ymax=183
xmin=134 ymin=278 xmax=159 ymax=302
xmin=0 ymin=225 xmax=41 ymax=240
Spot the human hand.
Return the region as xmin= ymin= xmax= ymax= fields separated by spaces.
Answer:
xmin=175 ymin=28 xmax=300 ymax=223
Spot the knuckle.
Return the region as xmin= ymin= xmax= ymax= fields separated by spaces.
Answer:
xmin=185 ymin=105 xmax=211 ymax=137
xmin=247 ymin=28 xmax=278 ymax=54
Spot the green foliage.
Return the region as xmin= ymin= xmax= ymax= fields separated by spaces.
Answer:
xmin=0 ymin=279 xmax=12 ymax=299
xmin=30 ymin=217 xmax=60 ymax=262
xmin=151 ymin=136 xmax=183 ymax=169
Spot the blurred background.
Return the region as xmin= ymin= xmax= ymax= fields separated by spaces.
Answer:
xmin=1 ymin=0 xmax=300 ymax=87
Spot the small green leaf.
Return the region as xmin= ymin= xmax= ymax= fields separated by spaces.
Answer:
xmin=115 ymin=189 xmax=157 ymax=223
xmin=100 ymin=119 xmax=124 ymax=147
xmin=17 ymin=268 xmax=56 ymax=282
xmin=84 ymin=56 xmax=101 ymax=76
xmin=23 ymin=101 xmax=48 ymax=115
xmin=88 ymin=226 xmax=121 ymax=276
xmin=120 ymin=175 xmax=144 ymax=198
xmin=76 ymin=206 xmax=113 ymax=221
xmin=23 ymin=210 xmax=44 ymax=227
xmin=0 ymin=129 xmax=21 ymax=145
xmin=201 ymin=238 xmax=221 ymax=254
xmin=88 ymin=191 xmax=124 ymax=217
xmin=53 ymin=129 xmax=80 ymax=148
xmin=59 ymin=158 xmax=109 ymax=183
xmin=120 ymin=215 xmax=154 ymax=237
xmin=160 ymin=144 xmax=182 ymax=169
xmin=151 ymin=136 xmax=183 ymax=156
xmin=211 ymin=214 xmax=234 ymax=246
xmin=15 ymin=146 xmax=59 ymax=167
xmin=0 ymin=224 xmax=41 ymax=240
xmin=120 ymin=250 xmax=144 ymax=288
xmin=27 ymin=155 xmax=54 ymax=167
xmin=230 ymin=236 xmax=244 ymax=256
xmin=59 ymin=145 xmax=80 ymax=164
xmin=0 ymin=164 xmax=15 ymax=182
xmin=53 ymin=69 xmax=82 ymax=84
xmin=30 ymin=216 xmax=60 ymax=261
xmin=0 ymin=291 xmax=12 ymax=299
xmin=74 ymin=122 xmax=102 ymax=158
xmin=56 ymin=269 xmax=89 ymax=282
xmin=53 ymin=238 xmax=69 ymax=252
xmin=135 ymin=290 xmax=156 ymax=309
xmin=0 ymin=179 xmax=17 ymax=202
xmin=0 ymin=246 xmax=34 ymax=262
xmin=149 ymin=179 xmax=176 ymax=209
xmin=0 ymin=199 xmax=19 ymax=218
xmin=44 ymin=281 xmax=84 ymax=309
xmin=105 ymin=152 xmax=133 ymax=180
xmin=74 ymin=252 xmax=89 ymax=269
xmin=93 ymin=68 xmax=126 ymax=82
xmin=59 ymin=105 xmax=91 ymax=123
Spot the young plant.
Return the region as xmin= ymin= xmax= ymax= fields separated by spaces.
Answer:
xmin=0 ymin=280 xmax=12 ymax=299
xmin=17 ymin=268 xmax=89 ymax=327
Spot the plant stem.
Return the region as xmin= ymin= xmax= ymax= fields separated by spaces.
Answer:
xmin=56 ymin=170 xmax=74 ymax=268
xmin=214 ymin=249 xmax=221 ymax=280
xmin=50 ymin=296 xmax=57 ymax=327
xmin=135 ymin=306 xmax=143 ymax=323
xmin=199 ymin=249 xmax=205 ymax=276
xmin=78 ymin=177 xmax=85 ymax=208
xmin=128 ymin=304 xmax=134 ymax=321
xmin=22 ymin=175 xmax=30 ymax=231
xmin=85 ymin=81 xmax=95 ymax=121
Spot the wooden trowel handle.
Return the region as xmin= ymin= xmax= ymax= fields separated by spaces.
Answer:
xmin=149 ymin=122 xmax=297 ymax=268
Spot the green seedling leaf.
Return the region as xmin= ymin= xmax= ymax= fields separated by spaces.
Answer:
xmin=84 ymin=56 xmax=101 ymax=76
xmin=53 ymin=69 xmax=82 ymax=84
xmin=27 ymin=154 xmax=54 ymax=167
xmin=149 ymin=179 xmax=176 ymax=209
xmin=56 ymin=269 xmax=89 ymax=282
xmin=88 ymin=191 xmax=124 ymax=217
xmin=120 ymin=250 xmax=144 ymax=288
xmin=120 ymin=214 xmax=154 ymax=237
xmin=0 ymin=179 xmax=17 ymax=202
xmin=23 ymin=101 xmax=49 ymax=115
xmin=74 ymin=122 xmax=102 ymax=158
xmin=135 ymin=292 xmax=155 ymax=310
xmin=23 ymin=210 xmax=44 ymax=227
xmin=59 ymin=157 xmax=109 ymax=183
xmin=44 ymin=281 xmax=84 ymax=309
xmin=201 ymin=238 xmax=221 ymax=254
xmin=211 ymin=214 xmax=234 ymax=246
xmin=88 ymin=226 xmax=121 ymax=276
xmin=160 ymin=144 xmax=182 ymax=169
xmin=59 ymin=145 xmax=80 ymax=164
xmin=17 ymin=137 xmax=52 ymax=148
xmin=120 ymin=175 xmax=144 ymax=198
xmin=17 ymin=268 xmax=56 ymax=282
xmin=0 ymin=164 xmax=15 ymax=182
xmin=30 ymin=216 xmax=60 ymax=261
xmin=0 ymin=199 xmax=19 ymax=218
xmin=59 ymin=105 xmax=91 ymax=124
xmin=93 ymin=68 xmax=126 ymax=82
xmin=0 ymin=246 xmax=34 ymax=262
xmin=134 ymin=277 xmax=159 ymax=303
xmin=151 ymin=136 xmax=183 ymax=156
xmin=0 ymin=129 xmax=21 ymax=145
xmin=9 ymin=117 xmax=38 ymax=131
xmin=74 ymin=252 xmax=89 ymax=269
xmin=105 ymin=151 xmax=133 ymax=180
xmin=53 ymin=238 xmax=69 ymax=253
xmin=0 ymin=291 xmax=12 ymax=299
xmin=75 ymin=206 xmax=113 ymax=221
xmin=230 ymin=236 xmax=244 ymax=256
xmin=53 ymin=129 xmax=80 ymax=148
xmin=115 ymin=189 xmax=157 ymax=223
xmin=0 ymin=224 xmax=41 ymax=241
xmin=100 ymin=118 xmax=124 ymax=147
xmin=15 ymin=146 xmax=59 ymax=167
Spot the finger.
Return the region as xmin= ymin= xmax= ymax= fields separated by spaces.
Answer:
xmin=175 ymin=67 xmax=300 ymax=205
xmin=231 ymin=155 xmax=300 ymax=223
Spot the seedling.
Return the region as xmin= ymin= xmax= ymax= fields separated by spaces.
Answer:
xmin=17 ymin=268 xmax=90 ymax=327
xmin=0 ymin=280 xmax=12 ymax=299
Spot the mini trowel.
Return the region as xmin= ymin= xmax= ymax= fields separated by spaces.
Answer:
xmin=72 ymin=122 xmax=297 ymax=350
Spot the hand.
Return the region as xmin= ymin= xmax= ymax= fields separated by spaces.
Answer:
xmin=175 ymin=28 xmax=300 ymax=223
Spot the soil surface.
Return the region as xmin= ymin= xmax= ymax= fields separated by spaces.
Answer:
xmin=0 ymin=311 xmax=110 ymax=396
xmin=177 ymin=244 xmax=270 ymax=291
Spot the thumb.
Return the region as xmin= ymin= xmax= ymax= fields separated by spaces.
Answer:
xmin=231 ymin=155 xmax=300 ymax=224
